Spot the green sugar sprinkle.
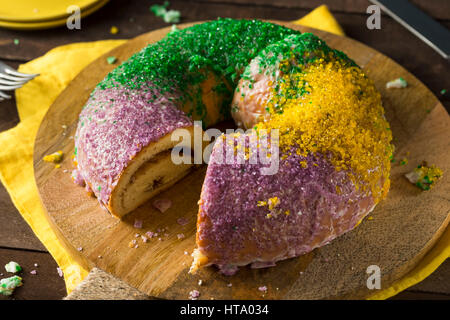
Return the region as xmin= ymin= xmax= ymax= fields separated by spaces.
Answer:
xmin=441 ymin=89 xmax=447 ymax=95
xmin=13 ymin=39 xmax=19 ymax=45
xmin=95 ymin=19 xmax=355 ymax=126
xmin=106 ymin=56 xmax=117 ymax=64
xmin=98 ymin=19 xmax=300 ymax=123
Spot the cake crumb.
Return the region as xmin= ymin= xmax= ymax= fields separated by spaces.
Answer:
xmin=43 ymin=150 xmax=63 ymax=164
xmin=386 ymin=77 xmax=407 ymax=89
xmin=405 ymin=161 xmax=443 ymax=190
xmin=5 ymin=261 xmax=22 ymax=273
xmin=0 ymin=276 xmax=22 ymax=296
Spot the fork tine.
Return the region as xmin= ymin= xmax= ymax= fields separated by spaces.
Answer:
xmin=5 ymin=68 xmax=39 ymax=79
xmin=0 ymin=84 xmax=23 ymax=90
xmin=0 ymin=78 xmax=28 ymax=86
xmin=0 ymin=72 xmax=34 ymax=82
xmin=0 ymin=91 xmax=12 ymax=99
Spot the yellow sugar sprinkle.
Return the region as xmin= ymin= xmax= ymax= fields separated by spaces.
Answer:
xmin=367 ymin=216 xmax=374 ymax=220
xmin=257 ymin=201 xmax=267 ymax=207
xmin=267 ymin=196 xmax=280 ymax=210
xmin=266 ymin=213 xmax=272 ymax=219
xmin=257 ymin=58 xmax=392 ymax=203
xmin=110 ymin=26 xmax=119 ymax=34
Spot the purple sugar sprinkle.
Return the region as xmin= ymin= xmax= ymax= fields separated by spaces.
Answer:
xmin=176 ymin=217 xmax=189 ymax=226
xmin=57 ymin=267 xmax=63 ymax=277
xmin=30 ymin=270 xmax=37 ymax=275
xmin=189 ymin=290 xmax=200 ymax=300
xmin=145 ymin=231 xmax=156 ymax=238
xmin=134 ymin=219 xmax=143 ymax=229
xmin=71 ymin=169 xmax=85 ymax=187
xmin=258 ymin=286 xmax=267 ymax=292
xmin=152 ymin=199 xmax=172 ymax=213
xmin=251 ymin=261 xmax=276 ymax=269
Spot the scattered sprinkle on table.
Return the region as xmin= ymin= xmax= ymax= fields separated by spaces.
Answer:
xmin=440 ymin=89 xmax=447 ymax=95
xmin=386 ymin=77 xmax=408 ymax=89
xmin=5 ymin=261 xmax=22 ymax=273
xmin=189 ymin=289 xmax=200 ymax=300
xmin=177 ymin=217 xmax=189 ymax=225
xmin=110 ymin=26 xmax=119 ymax=34
xmin=30 ymin=270 xmax=37 ymax=275
xmin=258 ymin=286 xmax=267 ymax=293
xmin=134 ymin=219 xmax=143 ymax=229
xmin=145 ymin=231 xmax=156 ymax=238
xmin=106 ymin=56 xmax=117 ymax=64
xmin=177 ymin=233 xmax=185 ymax=239
xmin=152 ymin=198 xmax=172 ymax=212
xmin=13 ymin=39 xmax=19 ymax=45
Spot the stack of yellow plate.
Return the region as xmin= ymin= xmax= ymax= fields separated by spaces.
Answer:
xmin=0 ymin=0 xmax=109 ymax=30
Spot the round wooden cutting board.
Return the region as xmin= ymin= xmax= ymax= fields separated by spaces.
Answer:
xmin=34 ymin=21 xmax=450 ymax=300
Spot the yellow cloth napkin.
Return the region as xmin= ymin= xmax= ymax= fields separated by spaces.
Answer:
xmin=0 ymin=5 xmax=447 ymax=298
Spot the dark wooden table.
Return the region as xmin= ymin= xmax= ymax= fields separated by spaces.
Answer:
xmin=0 ymin=0 xmax=449 ymax=300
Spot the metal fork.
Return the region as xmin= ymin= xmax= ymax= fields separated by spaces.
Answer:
xmin=0 ymin=61 xmax=39 ymax=102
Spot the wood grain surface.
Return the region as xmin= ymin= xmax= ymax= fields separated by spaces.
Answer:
xmin=32 ymin=21 xmax=450 ymax=299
